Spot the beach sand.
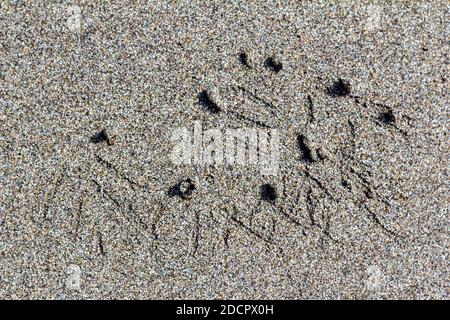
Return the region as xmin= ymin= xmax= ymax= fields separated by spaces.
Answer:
xmin=0 ymin=1 xmax=448 ymax=299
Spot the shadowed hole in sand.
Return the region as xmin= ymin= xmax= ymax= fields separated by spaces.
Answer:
xmin=296 ymin=134 xmax=314 ymax=163
xmin=327 ymin=78 xmax=351 ymax=97
xmin=378 ymin=110 xmax=396 ymax=125
xmin=260 ymin=183 xmax=277 ymax=203
xmin=198 ymin=90 xmax=221 ymax=114
xmin=90 ymin=129 xmax=113 ymax=145
xmin=238 ymin=52 xmax=250 ymax=68
xmin=168 ymin=178 xmax=196 ymax=200
xmin=264 ymin=57 xmax=283 ymax=73
xmin=341 ymin=179 xmax=350 ymax=189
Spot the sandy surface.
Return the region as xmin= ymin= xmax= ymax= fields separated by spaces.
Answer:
xmin=0 ymin=1 xmax=448 ymax=299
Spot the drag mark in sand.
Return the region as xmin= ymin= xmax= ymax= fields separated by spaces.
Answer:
xmin=306 ymin=94 xmax=315 ymax=123
xmin=230 ymin=215 xmax=279 ymax=252
xmin=95 ymin=155 xmax=143 ymax=191
xmin=233 ymin=85 xmax=277 ymax=112
xmin=73 ymin=193 xmax=85 ymax=241
xmin=91 ymin=179 xmax=150 ymax=238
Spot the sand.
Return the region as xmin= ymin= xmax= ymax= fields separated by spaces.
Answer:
xmin=0 ymin=1 xmax=448 ymax=299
